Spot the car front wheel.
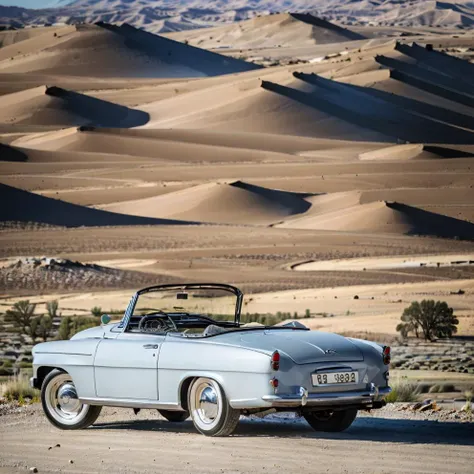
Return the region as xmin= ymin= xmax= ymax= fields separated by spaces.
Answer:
xmin=41 ymin=369 xmax=102 ymax=430
xmin=188 ymin=377 xmax=240 ymax=436
xmin=304 ymin=408 xmax=358 ymax=432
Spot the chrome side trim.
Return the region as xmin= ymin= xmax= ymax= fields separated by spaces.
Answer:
xmin=261 ymin=386 xmax=391 ymax=408
xmin=34 ymin=351 xmax=92 ymax=356
xmin=79 ymin=397 xmax=182 ymax=410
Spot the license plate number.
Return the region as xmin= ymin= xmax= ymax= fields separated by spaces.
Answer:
xmin=312 ymin=371 xmax=358 ymax=386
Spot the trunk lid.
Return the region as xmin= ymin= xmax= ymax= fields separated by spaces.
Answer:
xmin=235 ymin=329 xmax=364 ymax=364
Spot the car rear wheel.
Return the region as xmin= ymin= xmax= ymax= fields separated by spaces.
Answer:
xmin=304 ymin=409 xmax=358 ymax=432
xmin=158 ymin=409 xmax=189 ymax=422
xmin=188 ymin=377 xmax=240 ymax=436
xmin=41 ymin=369 xmax=102 ymax=430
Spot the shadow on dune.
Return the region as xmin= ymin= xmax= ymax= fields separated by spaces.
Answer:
xmin=91 ymin=416 xmax=474 ymax=446
xmin=289 ymin=73 xmax=474 ymax=144
xmin=290 ymin=13 xmax=365 ymax=42
xmin=320 ymin=78 xmax=474 ymax=133
xmin=0 ymin=143 xmax=27 ymax=162
xmin=0 ymin=183 xmax=196 ymax=227
xmin=45 ymin=86 xmax=150 ymax=128
xmin=387 ymin=201 xmax=474 ymax=240
xmin=96 ymin=22 xmax=262 ymax=77
xmin=395 ymin=42 xmax=474 ymax=84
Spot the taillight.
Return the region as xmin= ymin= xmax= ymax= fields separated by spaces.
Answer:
xmin=383 ymin=346 xmax=391 ymax=365
xmin=271 ymin=351 xmax=280 ymax=370
xmin=269 ymin=378 xmax=279 ymax=388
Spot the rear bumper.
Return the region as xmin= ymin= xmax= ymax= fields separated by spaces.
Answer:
xmin=262 ymin=384 xmax=391 ymax=408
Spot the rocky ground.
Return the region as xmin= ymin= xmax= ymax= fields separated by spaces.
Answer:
xmin=0 ymin=257 xmax=173 ymax=293
xmin=392 ymin=339 xmax=474 ymax=375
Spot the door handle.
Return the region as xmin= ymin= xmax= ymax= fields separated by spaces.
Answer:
xmin=143 ymin=344 xmax=159 ymax=349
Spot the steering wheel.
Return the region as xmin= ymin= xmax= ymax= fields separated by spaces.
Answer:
xmin=138 ymin=315 xmax=167 ymax=332
xmin=138 ymin=311 xmax=178 ymax=333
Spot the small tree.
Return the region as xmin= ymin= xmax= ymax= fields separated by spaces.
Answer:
xmin=396 ymin=300 xmax=458 ymax=341
xmin=36 ymin=315 xmax=53 ymax=342
xmin=46 ymin=300 xmax=59 ymax=319
xmin=57 ymin=316 xmax=73 ymax=340
xmin=5 ymin=300 xmax=36 ymax=333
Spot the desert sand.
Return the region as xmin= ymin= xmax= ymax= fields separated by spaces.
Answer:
xmin=0 ymin=11 xmax=473 ymax=474
xmin=0 ymin=14 xmax=473 ymax=300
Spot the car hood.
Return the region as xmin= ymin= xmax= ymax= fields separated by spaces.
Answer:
xmin=216 ymin=330 xmax=364 ymax=364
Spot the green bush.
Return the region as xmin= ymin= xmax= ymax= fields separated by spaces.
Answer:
xmin=16 ymin=361 xmax=32 ymax=369
xmin=91 ymin=306 xmax=102 ymax=318
xmin=57 ymin=316 xmax=98 ymax=340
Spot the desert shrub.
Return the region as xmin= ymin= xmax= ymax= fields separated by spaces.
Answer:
xmin=385 ymin=378 xmax=420 ymax=403
xmin=46 ymin=300 xmax=59 ymax=318
xmin=30 ymin=315 xmax=53 ymax=342
xmin=91 ymin=306 xmax=102 ymax=318
xmin=0 ymin=375 xmax=39 ymax=402
xmin=396 ymin=300 xmax=458 ymax=341
xmin=5 ymin=300 xmax=36 ymax=333
xmin=16 ymin=361 xmax=32 ymax=369
xmin=0 ymin=360 xmax=14 ymax=376
xmin=57 ymin=316 xmax=98 ymax=340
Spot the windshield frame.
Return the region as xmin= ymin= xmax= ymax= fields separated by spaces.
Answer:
xmin=120 ymin=283 xmax=243 ymax=332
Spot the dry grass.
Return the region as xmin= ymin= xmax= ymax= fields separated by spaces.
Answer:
xmin=385 ymin=376 xmax=420 ymax=403
xmin=0 ymin=375 xmax=39 ymax=403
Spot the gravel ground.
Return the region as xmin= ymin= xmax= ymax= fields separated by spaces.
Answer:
xmin=0 ymin=402 xmax=472 ymax=474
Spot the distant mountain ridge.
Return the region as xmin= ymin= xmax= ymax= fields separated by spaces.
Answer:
xmin=0 ymin=1 xmax=473 ymax=33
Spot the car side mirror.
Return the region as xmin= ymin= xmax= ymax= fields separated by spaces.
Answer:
xmin=101 ymin=314 xmax=111 ymax=325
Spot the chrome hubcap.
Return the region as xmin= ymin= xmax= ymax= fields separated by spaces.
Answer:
xmin=198 ymin=385 xmax=218 ymax=423
xmin=191 ymin=378 xmax=222 ymax=430
xmin=46 ymin=373 xmax=86 ymax=424
xmin=57 ymin=383 xmax=81 ymax=414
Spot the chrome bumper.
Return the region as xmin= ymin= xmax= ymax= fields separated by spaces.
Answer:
xmin=262 ymin=384 xmax=391 ymax=408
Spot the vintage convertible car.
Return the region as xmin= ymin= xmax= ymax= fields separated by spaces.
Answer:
xmin=31 ymin=283 xmax=391 ymax=436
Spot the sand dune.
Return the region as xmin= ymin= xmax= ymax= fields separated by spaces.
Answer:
xmin=0 ymin=183 xmax=195 ymax=228
xmin=279 ymin=198 xmax=474 ymax=240
xmin=100 ymin=181 xmax=312 ymax=225
xmin=0 ymin=86 xmax=149 ymax=127
xmin=0 ymin=23 xmax=259 ymax=78
xmin=168 ymin=13 xmax=365 ymax=50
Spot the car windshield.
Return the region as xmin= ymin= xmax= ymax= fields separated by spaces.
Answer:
xmin=124 ymin=284 xmax=308 ymax=337
xmin=133 ymin=286 xmax=239 ymax=321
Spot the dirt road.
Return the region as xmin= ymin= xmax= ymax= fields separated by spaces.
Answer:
xmin=1 ymin=405 xmax=473 ymax=474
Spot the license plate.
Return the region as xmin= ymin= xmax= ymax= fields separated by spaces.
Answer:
xmin=312 ymin=371 xmax=359 ymax=386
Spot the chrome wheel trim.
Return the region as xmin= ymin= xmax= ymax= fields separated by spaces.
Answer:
xmin=190 ymin=378 xmax=223 ymax=431
xmin=44 ymin=373 xmax=88 ymax=426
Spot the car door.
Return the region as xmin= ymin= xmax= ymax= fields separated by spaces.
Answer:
xmin=94 ymin=332 xmax=165 ymax=400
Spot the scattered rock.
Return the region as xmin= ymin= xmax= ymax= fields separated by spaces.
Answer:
xmin=29 ymin=468 xmax=38 ymax=473
xmin=69 ymin=460 xmax=74 ymax=464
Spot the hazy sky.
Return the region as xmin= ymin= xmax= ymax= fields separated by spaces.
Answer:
xmin=0 ymin=1 xmax=65 ymax=7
